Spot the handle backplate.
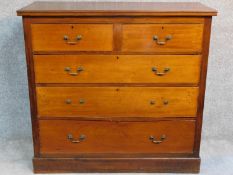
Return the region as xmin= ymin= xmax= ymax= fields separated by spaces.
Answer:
xmin=150 ymin=99 xmax=169 ymax=106
xmin=153 ymin=35 xmax=172 ymax=45
xmin=149 ymin=134 xmax=166 ymax=144
xmin=67 ymin=134 xmax=86 ymax=143
xmin=65 ymin=99 xmax=85 ymax=105
xmin=64 ymin=66 xmax=84 ymax=76
xmin=63 ymin=35 xmax=82 ymax=45
xmin=152 ymin=67 xmax=170 ymax=76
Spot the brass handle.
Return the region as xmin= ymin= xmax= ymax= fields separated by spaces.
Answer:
xmin=63 ymin=35 xmax=69 ymax=40
xmin=77 ymin=66 xmax=84 ymax=72
xmin=152 ymin=67 xmax=170 ymax=76
xmin=67 ymin=134 xmax=86 ymax=143
xmin=150 ymin=100 xmax=156 ymax=105
xmin=149 ymin=135 xmax=166 ymax=144
xmin=79 ymin=99 xmax=85 ymax=104
xmin=64 ymin=35 xmax=77 ymax=45
xmin=65 ymin=99 xmax=72 ymax=104
xmin=67 ymin=41 xmax=78 ymax=45
xmin=153 ymin=35 xmax=172 ymax=45
xmin=65 ymin=99 xmax=85 ymax=105
xmin=149 ymin=99 xmax=169 ymax=106
xmin=69 ymin=72 xmax=78 ymax=76
xmin=64 ymin=66 xmax=84 ymax=76
xmin=163 ymin=100 xmax=169 ymax=105
xmin=76 ymin=35 xmax=82 ymax=40
xmin=63 ymin=35 xmax=82 ymax=45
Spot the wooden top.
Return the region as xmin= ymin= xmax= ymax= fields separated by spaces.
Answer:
xmin=17 ymin=1 xmax=217 ymax=17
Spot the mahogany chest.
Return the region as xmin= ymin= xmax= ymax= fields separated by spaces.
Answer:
xmin=17 ymin=1 xmax=217 ymax=173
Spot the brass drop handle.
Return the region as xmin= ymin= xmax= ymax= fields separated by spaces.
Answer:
xmin=63 ymin=35 xmax=76 ymax=45
xmin=76 ymin=35 xmax=82 ymax=40
xmin=150 ymin=100 xmax=156 ymax=105
xmin=163 ymin=100 xmax=169 ymax=105
xmin=79 ymin=99 xmax=85 ymax=104
xmin=149 ymin=99 xmax=169 ymax=106
xmin=153 ymin=35 xmax=172 ymax=45
xmin=63 ymin=35 xmax=82 ymax=45
xmin=69 ymin=72 xmax=78 ymax=76
xmin=67 ymin=134 xmax=86 ymax=143
xmin=65 ymin=99 xmax=85 ymax=105
xmin=149 ymin=135 xmax=166 ymax=144
xmin=77 ymin=66 xmax=84 ymax=72
xmin=63 ymin=35 xmax=69 ymax=40
xmin=152 ymin=67 xmax=170 ymax=76
xmin=64 ymin=66 xmax=84 ymax=76
xmin=65 ymin=99 xmax=72 ymax=104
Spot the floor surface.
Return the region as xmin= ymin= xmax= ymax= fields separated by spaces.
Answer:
xmin=0 ymin=138 xmax=232 ymax=175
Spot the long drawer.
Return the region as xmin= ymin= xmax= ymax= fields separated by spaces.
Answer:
xmin=39 ymin=120 xmax=195 ymax=156
xmin=122 ymin=24 xmax=203 ymax=53
xmin=34 ymin=55 xmax=201 ymax=84
xmin=31 ymin=24 xmax=113 ymax=51
xmin=36 ymin=87 xmax=199 ymax=118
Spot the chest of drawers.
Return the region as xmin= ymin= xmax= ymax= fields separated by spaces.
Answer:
xmin=17 ymin=2 xmax=217 ymax=173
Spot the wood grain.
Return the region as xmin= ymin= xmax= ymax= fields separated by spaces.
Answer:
xmin=22 ymin=18 xmax=40 ymax=156
xmin=194 ymin=17 xmax=212 ymax=155
xmin=122 ymin=24 xmax=204 ymax=53
xmin=31 ymin=24 xmax=113 ymax=51
xmin=17 ymin=1 xmax=217 ymax=17
xmin=33 ymin=157 xmax=200 ymax=173
xmin=39 ymin=120 xmax=195 ymax=155
xmin=36 ymin=87 xmax=199 ymax=118
xmin=34 ymin=55 xmax=201 ymax=84
xmin=26 ymin=17 xmax=205 ymax=24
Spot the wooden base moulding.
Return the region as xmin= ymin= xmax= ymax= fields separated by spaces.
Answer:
xmin=33 ymin=157 xmax=200 ymax=173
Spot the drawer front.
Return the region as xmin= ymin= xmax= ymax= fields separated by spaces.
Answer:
xmin=31 ymin=24 xmax=113 ymax=51
xmin=122 ymin=24 xmax=203 ymax=53
xmin=39 ymin=120 xmax=195 ymax=156
xmin=34 ymin=55 xmax=201 ymax=84
xmin=37 ymin=87 xmax=199 ymax=118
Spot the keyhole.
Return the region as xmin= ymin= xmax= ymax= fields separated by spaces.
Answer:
xmin=162 ymin=26 xmax=164 ymax=30
xmin=116 ymin=56 xmax=119 ymax=60
xmin=71 ymin=25 xmax=74 ymax=29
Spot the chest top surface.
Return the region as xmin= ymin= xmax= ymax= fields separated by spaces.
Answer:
xmin=17 ymin=1 xmax=217 ymax=17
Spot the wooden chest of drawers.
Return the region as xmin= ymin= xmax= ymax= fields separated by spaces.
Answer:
xmin=17 ymin=2 xmax=217 ymax=173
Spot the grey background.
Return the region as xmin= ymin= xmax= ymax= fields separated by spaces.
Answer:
xmin=0 ymin=0 xmax=232 ymax=174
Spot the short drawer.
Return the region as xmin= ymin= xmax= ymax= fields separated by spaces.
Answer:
xmin=34 ymin=55 xmax=201 ymax=84
xmin=39 ymin=120 xmax=195 ymax=156
xmin=122 ymin=24 xmax=203 ymax=53
xmin=36 ymin=87 xmax=199 ymax=118
xmin=31 ymin=24 xmax=113 ymax=51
